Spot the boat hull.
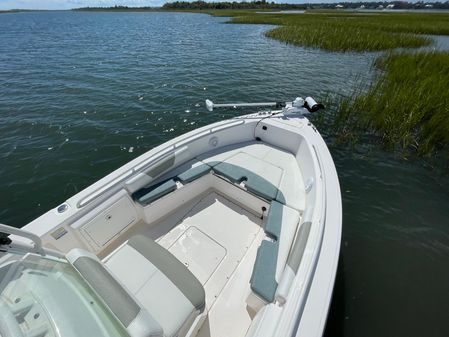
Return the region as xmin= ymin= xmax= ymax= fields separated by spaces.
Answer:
xmin=19 ymin=111 xmax=342 ymax=337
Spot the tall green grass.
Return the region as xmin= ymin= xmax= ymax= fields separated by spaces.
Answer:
xmin=337 ymin=52 xmax=449 ymax=155
xmin=266 ymin=25 xmax=429 ymax=52
xmin=207 ymin=11 xmax=449 ymax=52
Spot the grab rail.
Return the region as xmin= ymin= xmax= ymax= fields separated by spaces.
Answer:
xmin=0 ymin=223 xmax=45 ymax=255
xmin=76 ymin=119 xmax=246 ymax=209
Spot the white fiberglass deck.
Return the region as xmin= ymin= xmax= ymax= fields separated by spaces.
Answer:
xmin=143 ymin=191 xmax=264 ymax=337
xmin=129 ymin=141 xmax=307 ymax=337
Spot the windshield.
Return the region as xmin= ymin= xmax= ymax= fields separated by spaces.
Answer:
xmin=0 ymin=251 xmax=129 ymax=337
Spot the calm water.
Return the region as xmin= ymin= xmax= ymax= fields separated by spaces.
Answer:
xmin=1 ymin=11 xmax=449 ymax=337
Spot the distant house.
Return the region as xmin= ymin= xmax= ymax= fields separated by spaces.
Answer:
xmin=386 ymin=4 xmax=395 ymax=9
xmin=378 ymin=4 xmax=384 ymax=9
xmin=335 ymin=4 xmax=344 ymax=8
xmin=359 ymin=4 xmax=366 ymax=9
xmin=425 ymin=3 xmax=434 ymax=8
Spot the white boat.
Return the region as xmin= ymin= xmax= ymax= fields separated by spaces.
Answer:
xmin=0 ymin=97 xmax=342 ymax=337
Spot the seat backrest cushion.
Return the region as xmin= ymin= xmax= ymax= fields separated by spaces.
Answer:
xmin=66 ymin=249 xmax=163 ymax=337
xmin=128 ymin=235 xmax=206 ymax=312
xmin=176 ymin=164 xmax=211 ymax=184
xmin=133 ymin=179 xmax=177 ymax=205
xmin=250 ymin=201 xmax=300 ymax=303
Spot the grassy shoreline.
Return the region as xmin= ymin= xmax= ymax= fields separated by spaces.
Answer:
xmin=337 ymin=51 xmax=449 ymax=157
xmin=205 ymin=10 xmax=449 ymax=52
xmin=203 ymin=10 xmax=449 ymax=159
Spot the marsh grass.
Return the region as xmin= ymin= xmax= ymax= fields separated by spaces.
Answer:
xmin=337 ymin=52 xmax=449 ymax=155
xmin=266 ymin=25 xmax=429 ymax=52
xmin=206 ymin=10 xmax=449 ymax=52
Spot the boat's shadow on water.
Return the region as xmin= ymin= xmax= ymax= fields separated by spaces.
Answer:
xmin=323 ymin=256 xmax=345 ymax=337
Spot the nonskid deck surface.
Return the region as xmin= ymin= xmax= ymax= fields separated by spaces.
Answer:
xmin=142 ymin=191 xmax=264 ymax=337
xmin=129 ymin=142 xmax=307 ymax=337
xmin=76 ymin=140 xmax=307 ymax=337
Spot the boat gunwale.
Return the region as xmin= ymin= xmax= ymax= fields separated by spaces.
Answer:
xmin=77 ymin=119 xmax=247 ymax=208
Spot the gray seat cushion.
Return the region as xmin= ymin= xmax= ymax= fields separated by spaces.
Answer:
xmin=246 ymin=175 xmax=279 ymax=201
xmin=135 ymin=179 xmax=177 ymax=205
xmin=128 ymin=235 xmax=205 ymax=311
xmin=71 ymin=256 xmax=140 ymax=327
xmin=176 ymin=164 xmax=211 ymax=184
xmin=67 ymin=249 xmax=163 ymax=337
xmin=212 ymin=162 xmax=283 ymax=202
xmin=264 ymin=201 xmax=283 ymax=239
xmin=105 ymin=235 xmax=205 ymax=337
xmin=250 ymin=240 xmax=279 ymax=303
xmin=249 ymin=200 xmax=286 ymax=303
xmin=134 ymin=161 xmax=286 ymax=206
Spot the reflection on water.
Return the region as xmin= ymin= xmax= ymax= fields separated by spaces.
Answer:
xmin=323 ymin=141 xmax=449 ymax=337
xmin=429 ymin=35 xmax=449 ymax=50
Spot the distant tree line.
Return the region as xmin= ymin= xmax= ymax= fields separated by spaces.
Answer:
xmin=162 ymin=1 xmax=306 ymax=10
xmin=161 ymin=0 xmax=449 ymax=10
xmin=73 ymin=1 xmax=449 ymax=11
xmin=73 ymin=5 xmax=157 ymax=11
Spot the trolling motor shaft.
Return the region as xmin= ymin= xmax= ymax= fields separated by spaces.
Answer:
xmin=205 ymin=96 xmax=324 ymax=113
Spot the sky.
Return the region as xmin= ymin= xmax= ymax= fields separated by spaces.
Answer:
xmin=0 ymin=0 xmax=165 ymax=10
